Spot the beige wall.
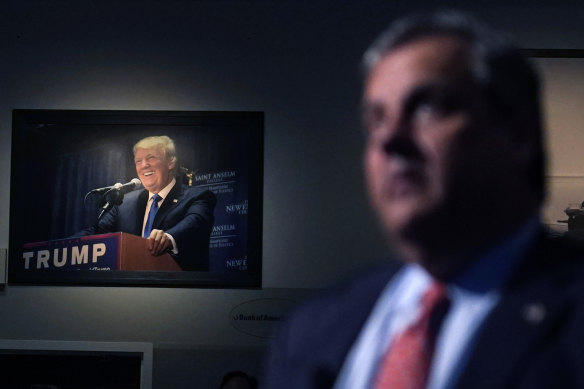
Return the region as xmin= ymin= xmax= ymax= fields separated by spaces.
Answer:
xmin=539 ymin=58 xmax=584 ymax=230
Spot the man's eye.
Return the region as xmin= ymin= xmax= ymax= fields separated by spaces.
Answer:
xmin=412 ymin=97 xmax=456 ymax=122
xmin=134 ymin=159 xmax=141 ymax=165
xmin=414 ymin=102 xmax=443 ymax=118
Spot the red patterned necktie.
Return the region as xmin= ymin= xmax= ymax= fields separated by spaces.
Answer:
xmin=374 ymin=282 xmax=450 ymax=389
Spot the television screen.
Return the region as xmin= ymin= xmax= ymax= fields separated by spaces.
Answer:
xmin=9 ymin=110 xmax=263 ymax=287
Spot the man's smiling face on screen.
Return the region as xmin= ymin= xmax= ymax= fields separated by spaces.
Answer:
xmin=134 ymin=147 xmax=175 ymax=194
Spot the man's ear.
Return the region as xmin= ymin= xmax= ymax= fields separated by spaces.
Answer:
xmin=167 ymin=159 xmax=176 ymax=171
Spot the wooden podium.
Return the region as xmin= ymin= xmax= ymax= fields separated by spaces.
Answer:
xmin=116 ymin=232 xmax=182 ymax=271
xmin=22 ymin=232 xmax=182 ymax=272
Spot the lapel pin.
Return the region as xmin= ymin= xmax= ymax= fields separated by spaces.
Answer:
xmin=522 ymin=302 xmax=546 ymax=324
xmin=173 ymin=199 xmax=178 ymax=203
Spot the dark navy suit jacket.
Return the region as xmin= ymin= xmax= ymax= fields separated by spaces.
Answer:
xmin=80 ymin=183 xmax=216 ymax=271
xmin=263 ymin=232 xmax=584 ymax=389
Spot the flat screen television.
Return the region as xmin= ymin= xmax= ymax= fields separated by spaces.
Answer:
xmin=9 ymin=110 xmax=263 ymax=287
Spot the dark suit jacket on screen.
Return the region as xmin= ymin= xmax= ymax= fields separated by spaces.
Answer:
xmin=80 ymin=183 xmax=216 ymax=271
xmin=263 ymin=232 xmax=584 ymax=389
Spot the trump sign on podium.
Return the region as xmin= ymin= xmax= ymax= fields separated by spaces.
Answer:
xmin=20 ymin=233 xmax=181 ymax=274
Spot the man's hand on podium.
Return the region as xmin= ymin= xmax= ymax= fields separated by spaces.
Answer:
xmin=147 ymin=229 xmax=172 ymax=256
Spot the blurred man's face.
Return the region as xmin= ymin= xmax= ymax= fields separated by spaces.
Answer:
xmin=363 ymin=36 xmax=509 ymax=252
xmin=134 ymin=147 xmax=175 ymax=194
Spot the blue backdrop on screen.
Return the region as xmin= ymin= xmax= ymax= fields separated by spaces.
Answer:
xmin=193 ymin=169 xmax=249 ymax=273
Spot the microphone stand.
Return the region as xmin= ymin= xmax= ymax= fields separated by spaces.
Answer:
xmin=97 ymin=188 xmax=125 ymax=221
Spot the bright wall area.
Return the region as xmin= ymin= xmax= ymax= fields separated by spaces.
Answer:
xmin=539 ymin=58 xmax=584 ymax=229
xmin=1 ymin=1 xmax=583 ymax=387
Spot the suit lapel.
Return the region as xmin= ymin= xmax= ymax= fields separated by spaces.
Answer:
xmin=133 ymin=190 xmax=149 ymax=235
xmin=455 ymin=278 xmax=570 ymax=388
xmin=153 ymin=182 xmax=183 ymax=228
xmin=454 ymin=235 xmax=578 ymax=389
xmin=313 ymin=264 xmax=404 ymax=386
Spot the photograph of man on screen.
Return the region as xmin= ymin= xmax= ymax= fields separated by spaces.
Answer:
xmin=76 ymin=135 xmax=216 ymax=271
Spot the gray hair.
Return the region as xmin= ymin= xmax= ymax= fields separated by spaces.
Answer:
xmin=362 ymin=11 xmax=546 ymax=203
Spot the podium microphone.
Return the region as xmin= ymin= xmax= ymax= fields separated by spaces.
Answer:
xmin=90 ymin=178 xmax=142 ymax=195
xmin=95 ymin=178 xmax=142 ymax=220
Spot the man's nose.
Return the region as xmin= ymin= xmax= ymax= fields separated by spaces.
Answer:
xmin=372 ymin=115 xmax=419 ymax=160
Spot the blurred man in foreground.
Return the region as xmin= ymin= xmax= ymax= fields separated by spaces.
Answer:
xmin=263 ymin=11 xmax=584 ymax=389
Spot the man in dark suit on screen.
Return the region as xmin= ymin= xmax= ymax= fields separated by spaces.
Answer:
xmin=80 ymin=135 xmax=216 ymax=271
xmin=263 ymin=11 xmax=584 ymax=389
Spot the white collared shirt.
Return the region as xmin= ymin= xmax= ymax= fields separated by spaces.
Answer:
xmin=334 ymin=217 xmax=540 ymax=389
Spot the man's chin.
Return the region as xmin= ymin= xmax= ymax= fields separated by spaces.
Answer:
xmin=383 ymin=203 xmax=440 ymax=243
xmin=141 ymin=178 xmax=156 ymax=190
xmin=142 ymin=183 xmax=157 ymax=193
xmin=380 ymin=201 xmax=433 ymax=237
